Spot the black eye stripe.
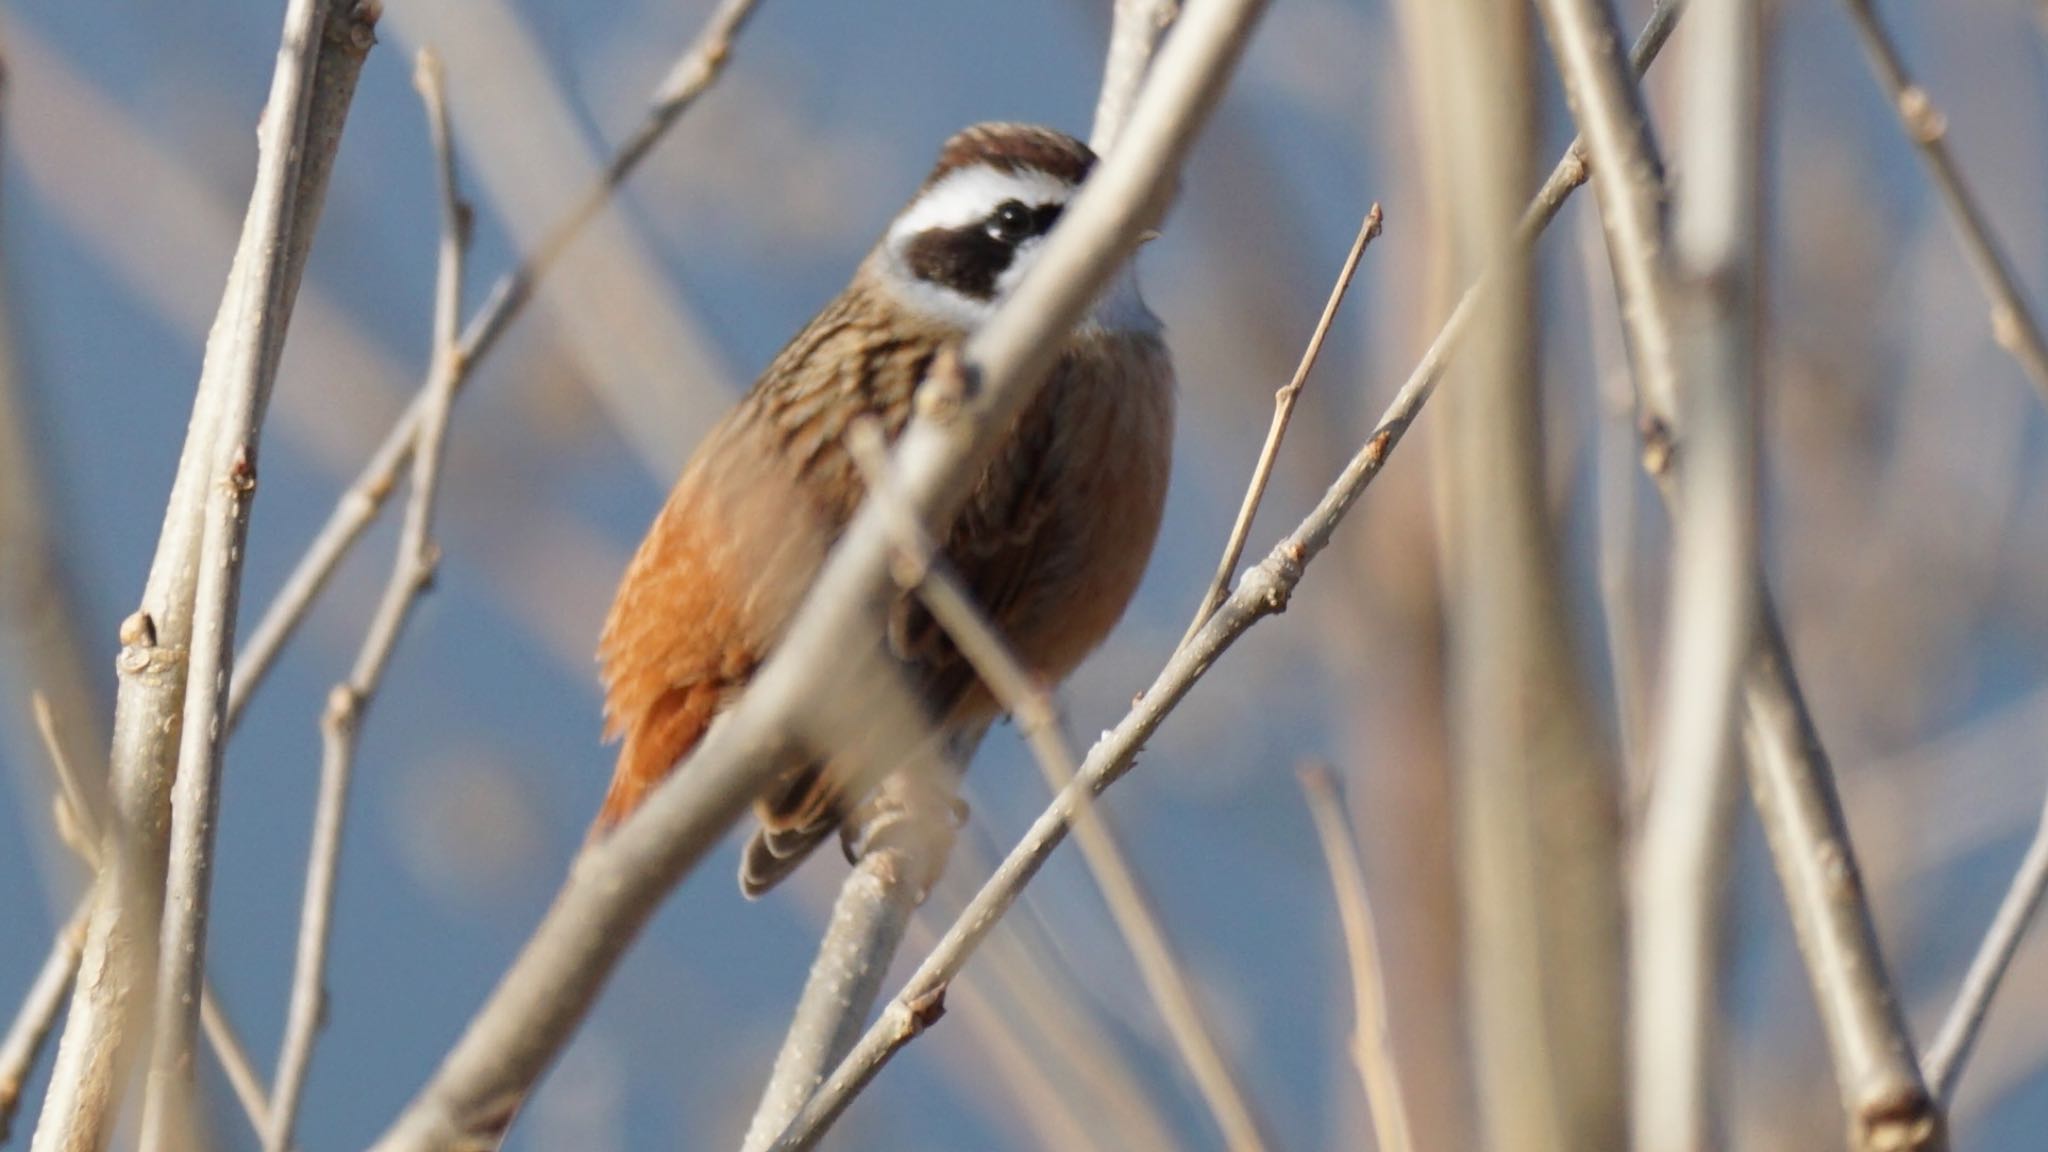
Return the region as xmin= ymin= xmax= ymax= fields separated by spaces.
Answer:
xmin=902 ymin=198 xmax=1068 ymax=302
xmin=903 ymin=225 xmax=1012 ymax=301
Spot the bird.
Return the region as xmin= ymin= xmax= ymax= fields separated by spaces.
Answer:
xmin=595 ymin=122 xmax=1175 ymax=896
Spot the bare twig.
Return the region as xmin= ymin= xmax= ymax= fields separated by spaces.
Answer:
xmin=1575 ymin=212 xmax=1650 ymax=800
xmin=369 ymin=4 xmax=1262 ymax=1147
xmin=845 ymin=423 xmax=1275 ymax=1152
xmin=201 ymin=994 xmax=274 ymax=1142
xmin=0 ymin=908 xmax=86 ymax=1146
xmin=737 ymin=760 xmax=965 ymax=1152
xmin=1299 ymin=764 xmax=1414 ymax=1152
xmin=36 ymin=8 xmax=377 ymax=1151
xmin=1922 ymin=787 xmax=2048 ymax=1102
xmin=31 ymin=698 xmax=277 ymax=1145
xmin=1838 ymin=0 xmax=2048 ymax=404
xmin=0 ymin=240 xmax=108 ymax=897
xmin=1628 ymin=2 xmax=1765 ymax=1149
xmin=732 ymin=424 xmax=974 ymax=1152
xmin=1540 ymin=0 xmax=1939 ymax=1146
xmin=1180 ymin=204 xmax=1382 ymax=646
xmin=1739 ymin=621 xmax=1943 ymax=1149
xmin=265 ymin=47 xmax=468 ymax=1152
xmin=1434 ymin=4 xmax=1625 ymax=1145
xmin=139 ymin=3 xmax=378 ymax=1145
xmin=32 ymin=697 xmax=97 ymax=869
xmin=1533 ymin=0 xmax=1684 ymax=430
xmin=225 ymin=0 xmax=764 ymax=734
xmin=1092 ymin=0 xmax=1181 ymax=153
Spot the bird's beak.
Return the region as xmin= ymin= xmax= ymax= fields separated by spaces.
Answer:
xmin=1136 ymin=229 xmax=1163 ymax=246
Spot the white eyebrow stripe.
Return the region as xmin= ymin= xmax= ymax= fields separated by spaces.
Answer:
xmin=887 ymin=166 xmax=1076 ymax=242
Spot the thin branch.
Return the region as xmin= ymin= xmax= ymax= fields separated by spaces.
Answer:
xmin=265 ymin=47 xmax=469 ymax=1152
xmin=1091 ymin=0 xmax=1181 ymax=153
xmin=1298 ymin=764 xmax=1414 ymax=1152
xmin=1538 ymin=0 xmax=1940 ymax=1146
xmin=845 ymin=422 xmax=1275 ymax=1152
xmin=1533 ymin=0 xmax=1685 ymax=431
xmin=1922 ymin=787 xmax=2048 ymax=1102
xmin=1738 ymin=621 xmax=1944 ymax=1149
xmin=31 ymin=696 xmax=96 ymax=870
xmin=369 ymin=4 xmax=1264 ymax=1146
xmin=30 ymin=698 xmax=277 ymax=1145
xmin=1838 ymin=0 xmax=2048 ymax=404
xmin=1628 ymin=1 xmax=1765 ymax=1149
xmin=36 ymin=8 xmax=377 ymax=1151
xmin=225 ymin=0 xmax=764 ymax=735
xmin=140 ymin=1 xmax=374 ymax=1143
xmin=1180 ymin=204 xmax=1382 ymax=647
xmin=0 ymin=908 xmax=86 ymax=1146
xmin=737 ymin=761 xmax=965 ymax=1152
xmin=1575 ymin=211 xmax=1650 ymax=802
xmin=200 ymin=994 xmax=274 ymax=1143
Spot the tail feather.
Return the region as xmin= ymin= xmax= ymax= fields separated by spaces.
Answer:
xmin=739 ymin=823 xmax=836 ymax=898
xmin=592 ymin=682 xmax=721 ymax=833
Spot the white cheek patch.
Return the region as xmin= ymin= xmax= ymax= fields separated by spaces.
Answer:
xmin=887 ymin=165 xmax=1075 ymax=245
xmin=877 ymin=272 xmax=1000 ymax=332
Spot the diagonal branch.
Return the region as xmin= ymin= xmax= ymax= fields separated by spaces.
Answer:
xmin=0 ymin=908 xmax=85 ymax=1146
xmin=224 ymin=0 xmax=765 ymax=736
xmin=263 ymin=46 xmax=471 ymax=1152
xmin=1181 ymin=204 xmax=1381 ymax=646
xmin=1838 ymin=0 xmax=2048 ymax=404
xmin=1299 ymin=763 xmax=1414 ymax=1152
xmin=844 ymin=422 xmax=1275 ymax=1152
xmin=1921 ymin=784 xmax=2048 ymax=1103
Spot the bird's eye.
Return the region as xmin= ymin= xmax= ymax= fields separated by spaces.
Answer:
xmin=987 ymin=199 xmax=1034 ymax=243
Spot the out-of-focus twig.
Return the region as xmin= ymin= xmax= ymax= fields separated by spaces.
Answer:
xmin=29 ymin=697 xmax=276 ymax=1145
xmin=1180 ymin=204 xmax=1381 ymax=647
xmin=1922 ymin=787 xmax=2048 ymax=1102
xmin=1575 ymin=212 xmax=1650 ymax=800
xmin=1627 ymin=2 xmax=1766 ymax=1149
xmin=264 ymin=46 xmax=469 ymax=1152
xmin=1299 ymin=764 xmax=1414 ymax=1152
xmin=1541 ymin=0 xmax=1940 ymax=1146
xmin=35 ymin=7 xmax=378 ymax=1151
xmin=0 ymin=907 xmax=86 ymax=1146
xmin=843 ymin=422 xmax=1274 ymax=1152
xmin=201 ymin=994 xmax=274 ymax=1143
xmin=1092 ymin=0 xmax=1181 ymax=153
xmin=370 ymin=4 xmax=1260 ymax=1146
xmin=225 ymin=0 xmax=764 ymax=735
xmin=1838 ymin=0 xmax=2048 ymax=404
xmin=1438 ymin=0 xmax=1629 ymax=1143
xmin=0 ymin=188 xmax=108 ymax=903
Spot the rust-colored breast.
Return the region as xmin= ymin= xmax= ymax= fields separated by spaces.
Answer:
xmin=594 ymin=290 xmax=943 ymax=829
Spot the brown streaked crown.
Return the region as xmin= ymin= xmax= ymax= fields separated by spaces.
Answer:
xmin=920 ymin=122 xmax=1095 ymax=195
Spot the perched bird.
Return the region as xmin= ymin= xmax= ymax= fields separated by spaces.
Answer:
xmin=596 ymin=122 xmax=1175 ymax=895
